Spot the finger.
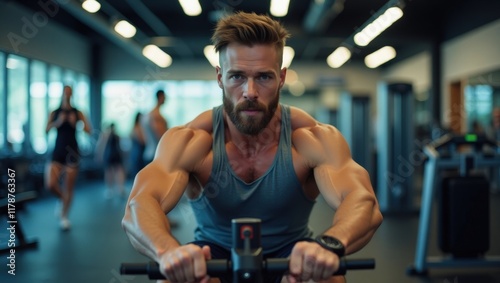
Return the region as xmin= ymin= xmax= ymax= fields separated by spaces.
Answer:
xmin=161 ymin=261 xmax=175 ymax=282
xmin=179 ymin=251 xmax=196 ymax=282
xmin=170 ymin=256 xmax=187 ymax=282
xmin=311 ymin=254 xmax=329 ymax=281
xmin=301 ymin=253 xmax=315 ymax=281
xmin=165 ymin=256 xmax=182 ymax=282
xmin=191 ymin=246 xmax=208 ymax=280
xmin=202 ymin=245 xmax=212 ymax=260
xmin=288 ymin=243 xmax=305 ymax=276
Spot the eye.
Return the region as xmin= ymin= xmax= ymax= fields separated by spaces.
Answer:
xmin=258 ymin=74 xmax=272 ymax=81
xmin=230 ymin=74 xmax=243 ymax=80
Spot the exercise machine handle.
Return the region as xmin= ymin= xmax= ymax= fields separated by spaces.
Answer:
xmin=120 ymin=258 xmax=375 ymax=280
xmin=120 ymin=260 xmax=230 ymax=279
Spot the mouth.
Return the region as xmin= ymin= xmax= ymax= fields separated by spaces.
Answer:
xmin=241 ymin=109 xmax=261 ymax=116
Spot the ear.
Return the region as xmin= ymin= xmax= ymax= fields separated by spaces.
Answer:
xmin=216 ymin=66 xmax=223 ymax=89
xmin=279 ymin=67 xmax=287 ymax=89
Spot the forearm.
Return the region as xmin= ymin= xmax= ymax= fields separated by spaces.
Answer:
xmin=323 ymin=191 xmax=382 ymax=254
xmin=122 ymin=195 xmax=180 ymax=261
xmin=45 ymin=120 xmax=61 ymax=133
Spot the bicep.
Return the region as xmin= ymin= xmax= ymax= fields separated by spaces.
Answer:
xmin=296 ymin=125 xmax=373 ymax=208
xmin=314 ymin=161 xmax=373 ymax=209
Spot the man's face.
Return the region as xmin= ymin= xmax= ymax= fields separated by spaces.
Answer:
xmin=217 ymin=43 xmax=286 ymax=135
xmin=158 ymin=92 xmax=166 ymax=105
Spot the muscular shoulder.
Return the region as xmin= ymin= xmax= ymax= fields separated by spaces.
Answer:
xmin=290 ymin=108 xmax=351 ymax=167
xmin=155 ymin=110 xmax=213 ymax=171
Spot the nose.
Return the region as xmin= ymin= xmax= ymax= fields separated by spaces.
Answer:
xmin=243 ymin=79 xmax=258 ymax=100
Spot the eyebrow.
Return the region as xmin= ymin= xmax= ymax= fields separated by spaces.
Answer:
xmin=226 ymin=70 xmax=275 ymax=77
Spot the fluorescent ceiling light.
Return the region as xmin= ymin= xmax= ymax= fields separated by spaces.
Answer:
xmin=82 ymin=0 xmax=101 ymax=13
xmin=143 ymin=45 xmax=172 ymax=68
xmin=114 ymin=20 xmax=136 ymax=38
xmin=326 ymin=46 xmax=351 ymax=68
xmin=204 ymin=45 xmax=219 ymax=68
xmin=178 ymin=0 xmax=202 ymax=16
xmin=364 ymin=46 xmax=396 ymax=68
xmin=354 ymin=6 xmax=403 ymax=47
xmin=270 ymin=0 xmax=290 ymax=17
xmin=282 ymin=46 xmax=295 ymax=68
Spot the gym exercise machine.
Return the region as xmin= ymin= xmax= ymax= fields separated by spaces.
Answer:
xmin=121 ymin=218 xmax=375 ymax=283
xmin=339 ymin=92 xmax=372 ymax=176
xmin=407 ymin=133 xmax=500 ymax=275
xmin=376 ymin=82 xmax=416 ymax=213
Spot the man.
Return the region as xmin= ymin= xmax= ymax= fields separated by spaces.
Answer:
xmin=122 ymin=12 xmax=382 ymax=283
xmin=142 ymin=90 xmax=168 ymax=165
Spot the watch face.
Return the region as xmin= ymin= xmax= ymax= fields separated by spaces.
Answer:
xmin=317 ymin=235 xmax=345 ymax=256
xmin=322 ymin=236 xmax=342 ymax=248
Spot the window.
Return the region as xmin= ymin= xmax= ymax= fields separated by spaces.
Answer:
xmin=30 ymin=60 xmax=48 ymax=154
xmin=48 ymin=65 xmax=63 ymax=110
xmin=47 ymin=65 xmax=63 ymax=151
xmin=102 ymin=80 xmax=221 ymax=138
xmin=465 ymin=84 xmax=493 ymax=133
xmin=6 ymin=54 xmax=28 ymax=153
xmin=73 ymin=74 xmax=92 ymax=156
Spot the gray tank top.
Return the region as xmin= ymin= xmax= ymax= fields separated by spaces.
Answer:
xmin=189 ymin=104 xmax=315 ymax=254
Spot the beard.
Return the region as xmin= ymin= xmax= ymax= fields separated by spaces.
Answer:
xmin=223 ymin=91 xmax=280 ymax=136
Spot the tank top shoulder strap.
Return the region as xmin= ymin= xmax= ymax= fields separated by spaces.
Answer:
xmin=211 ymin=106 xmax=225 ymax=172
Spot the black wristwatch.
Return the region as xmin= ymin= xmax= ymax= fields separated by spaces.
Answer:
xmin=315 ymin=235 xmax=345 ymax=257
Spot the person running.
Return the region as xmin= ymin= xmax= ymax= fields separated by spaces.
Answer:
xmin=45 ymin=85 xmax=92 ymax=230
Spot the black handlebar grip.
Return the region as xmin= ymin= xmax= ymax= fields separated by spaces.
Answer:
xmin=120 ymin=260 xmax=231 ymax=280
xmin=120 ymin=262 xmax=164 ymax=279
xmin=120 ymin=263 xmax=149 ymax=275
xmin=264 ymin=258 xmax=289 ymax=275
xmin=206 ymin=259 xmax=232 ymax=276
xmin=335 ymin=258 xmax=375 ymax=275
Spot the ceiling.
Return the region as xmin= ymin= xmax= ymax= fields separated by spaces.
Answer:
xmin=9 ymin=0 xmax=500 ymax=68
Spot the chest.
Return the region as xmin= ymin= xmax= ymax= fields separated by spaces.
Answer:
xmin=225 ymin=143 xmax=277 ymax=183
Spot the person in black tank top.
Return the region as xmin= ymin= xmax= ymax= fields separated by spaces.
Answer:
xmin=45 ymin=85 xmax=92 ymax=231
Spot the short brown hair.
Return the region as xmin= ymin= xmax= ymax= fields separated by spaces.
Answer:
xmin=211 ymin=12 xmax=290 ymax=63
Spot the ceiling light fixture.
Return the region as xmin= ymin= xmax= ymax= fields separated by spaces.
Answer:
xmin=114 ymin=20 xmax=137 ymax=38
xmin=282 ymin=46 xmax=295 ymax=68
xmin=178 ymin=0 xmax=202 ymax=16
xmin=270 ymin=0 xmax=291 ymax=17
xmin=326 ymin=46 xmax=351 ymax=68
xmin=82 ymin=0 xmax=101 ymax=13
xmin=143 ymin=45 xmax=172 ymax=68
xmin=353 ymin=6 xmax=403 ymax=47
xmin=203 ymin=45 xmax=219 ymax=68
xmin=364 ymin=46 xmax=396 ymax=68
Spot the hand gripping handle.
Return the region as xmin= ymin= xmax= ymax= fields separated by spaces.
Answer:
xmin=120 ymin=258 xmax=375 ymax=279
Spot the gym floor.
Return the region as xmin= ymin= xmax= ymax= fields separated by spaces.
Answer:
xmin=1 ymin=180 xmax=499 ymax=283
